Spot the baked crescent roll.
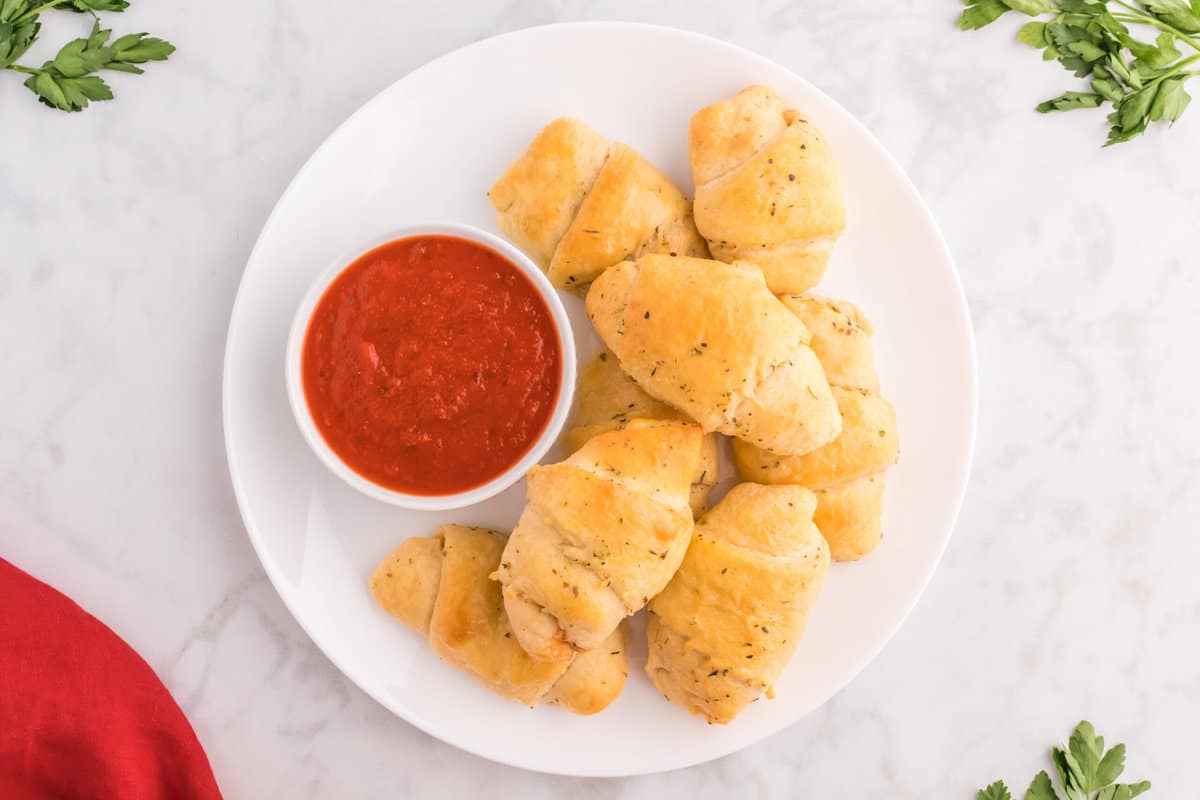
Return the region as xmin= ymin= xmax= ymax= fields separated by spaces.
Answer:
xmin=563 ymin=350 xmax=720 ymax=515
xmin=586 ymin=253 xmax=841 ymax=457
xmin=790 ymin=294 xmax=880 ymax=394
xmin=645 ymin=483 xmax=830 ymax=724
xmin=488 ymin=117 xmax=708 ymax=290
xmin=690 ymin=85 xmax=846 ymax=294
xmin=370 ymin=525 xmax=628 ymax=715
xmin=732 ymin=295 xmax=898 ymax=561
xmin=811 ymin=474 xmax=886 ymax=562
xmin=493 ymin=420 xmax=702 ymax=663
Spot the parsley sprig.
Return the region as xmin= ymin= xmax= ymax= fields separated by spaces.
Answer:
xmin=1 ymin=0 xmax=172 ymax=112
xmin=959 ymin=0 xmax=1200 ymax=144
xmin=978 ymin=721 xmax=1151 ymax=800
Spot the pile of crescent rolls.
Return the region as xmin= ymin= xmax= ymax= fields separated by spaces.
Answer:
xmin=369 ymin=85 xmax=899 ymax=725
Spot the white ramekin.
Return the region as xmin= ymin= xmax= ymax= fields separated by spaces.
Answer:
xmin=284 ymin=222 xmax=576 ymax=511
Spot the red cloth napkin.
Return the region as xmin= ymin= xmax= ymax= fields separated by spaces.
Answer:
xmin=0 ymin=558 xmax=222 ymax=800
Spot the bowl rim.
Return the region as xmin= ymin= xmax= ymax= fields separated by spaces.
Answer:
xmin=283 ymin=221 xmax=577 ymax=511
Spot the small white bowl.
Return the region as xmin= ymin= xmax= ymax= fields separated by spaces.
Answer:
xmin=284 ymin=223 xmax=576 ymax=511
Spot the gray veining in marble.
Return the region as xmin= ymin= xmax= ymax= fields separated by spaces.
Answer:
xmin=2 ymin=1 xmax=1197 ymax=796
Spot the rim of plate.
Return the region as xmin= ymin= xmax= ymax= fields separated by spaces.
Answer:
xmin=282 ymin=222 xmax=577 ymax=512
xmin=222 ymin=20 xmax=978 ymax=777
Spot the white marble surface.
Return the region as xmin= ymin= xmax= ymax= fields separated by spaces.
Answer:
xmin=1 ymin=1 xmax=1197 ymax=796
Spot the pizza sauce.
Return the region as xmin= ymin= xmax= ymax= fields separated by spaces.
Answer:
xmin=301 ymin=235 xmax=562 ymax=495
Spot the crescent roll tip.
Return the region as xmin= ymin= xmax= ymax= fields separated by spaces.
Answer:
xmin=371 ymin=525 xmax=628 ymax=712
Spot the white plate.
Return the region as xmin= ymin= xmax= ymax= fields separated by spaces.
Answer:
xmin=223 ymin=22 xmax=976 ymax=777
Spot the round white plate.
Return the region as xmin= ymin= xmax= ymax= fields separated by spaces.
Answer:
xmin=223 ymin=22 xmax=976 ymax=777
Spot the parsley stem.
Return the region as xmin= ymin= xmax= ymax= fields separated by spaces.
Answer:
xmin=1113 ymin=14 xmax=1200 ymax=51
xmin=1138 ymin=53 xmax=1200 ymax=89
xmin=1112 ymin=1 xmax=1200 ymax=52
xmin=14 ymin=0 xmax=73 ymax=24
xmin=4 ymin=64 xmax=40 ymax=75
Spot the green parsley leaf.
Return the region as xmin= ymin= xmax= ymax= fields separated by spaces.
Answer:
xmin=1124 ymin=782 xmax=1152 ymax=798
xmin=979 ymin=781 xmax=1015 ymax=800
xmin=63 ymin=0 xmax=130 ymax=12
xmin=1067 ymin=40 xmax=1108 ymax=61
xmin=0 ymin=19 xmax=38 ymax=68
xmin=1058 ymin=0 xmax=1106 ymax=12
xmin=1093 ymin=9 xmax=1132 ymax=43
xmin=960 ymin=0 xmax=1200 ymax=145
xmin=1129 ymin=32 xmax=1182 ymax=68
xmin=1143 ymin=0 xmax=1200 ymax=33
xmin=1092 ymin=68 xmax=1125 ymax=101
xmin=1047 ymin=21 xmax=1100 ymax=76
xmin=25 ymin=68 xmax=64 ymax=107
xmin=982 ymin=722 xmax=1152 ymax=800
xmin=1050 ymin=747 xmax=1079 ymax=800
xmin=1115 ymin=85 xmax=1157 ymax=130
xmin=0 ymin=0 xmax=29 ymax=23
xmin=23 ymin=69 xmax=112 ymax=111
xmin=1058 ymin=745 xmax=1089 ymax=799
xmin=1148 ymin=75 xmax=1191 ymax=120
xmin=48 ymin=26 xmax=114 ymax=77
xmin=1018 ymin=21 xmax=1050 ymax=47
xmin=1046 ymin=20 xmax=1090 ymax=46
xmin=111 ymin=31 xmax=174 ymax=63
xmin=1104 ymin=53 xmax=1142 ymax=89
xmin=1037 ymin=90 xmax=1104 ymax=111
xmin=5 ymin=9 xmax=174 ymax=113
xmin=1095 ymin=743 xmax=1126 ymax=787
xmin=1007 ymin=0 xmax=1055 ymax=13
xmin=1096 ymin=783 xmax=1152 ymax=800
xmin=960 ymin=0 xmax=1013 ymax=30
xmin=1154 ymin=31 xmax=1182 ymax=61
xmin=1024 ymin=771 xmax=1058 ymax=800
xmin=1068 ymin=721 xmax=1104 ymax=793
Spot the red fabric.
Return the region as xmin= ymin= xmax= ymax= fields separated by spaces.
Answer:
xmin=0 ymin=558 xmax=222 ymax=800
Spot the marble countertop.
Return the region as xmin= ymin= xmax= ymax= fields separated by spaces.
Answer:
xmin=2 ymin=1 xmax=1196 ymax=796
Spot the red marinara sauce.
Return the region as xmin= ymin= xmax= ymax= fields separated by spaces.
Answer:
xmin=301 ymin=235 xmax=562 ymax=496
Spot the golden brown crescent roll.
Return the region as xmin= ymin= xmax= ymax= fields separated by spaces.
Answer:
xmin=789 ymin=294 xmax=880 ymax=394
xmin=586 ymin=254 xmax=841 ymax=457
xmin=370 ymin=525 xmax=628 ymax=714
xmin=488 ymin=117 xmax=708 ymax=290
xmin=645 ymin=483 xmax=830 ymax=724
xmin=563 ymin=350 xmax=720 ymax=515
xmin=493 ymin=420 xmax=702 ymax=663
xmin=690 ymin=85 xmax=846 ymax=294
xmin=732 ymin=295 xmax=899 ymax=561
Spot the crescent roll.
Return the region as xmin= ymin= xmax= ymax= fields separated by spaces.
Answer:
xmin=370 ymin=525 xmax=628 ymax=714
xmin=645 ymin=483 xmax=830 ymax=724
xmin=488 ymin=117 xmax=709 ymax=290
xmin=494 ymin=420 xmax=702 ymax=663
xmin=563 ymin=350 xmax=720 ymax=515
xmin=732 ymin=295 xmax=899 ymax=561
xmin=690 ymin=85 xmax=846 ymax=294
xmin=586 ymin=253 xmax=841 ymax=457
